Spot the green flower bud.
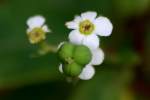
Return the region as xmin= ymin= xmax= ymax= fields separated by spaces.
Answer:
xmin=73 ymin=45 xmax=92 ymax=65
xmin=63 ymin=62 xmax=82 ymax=77
xmin=58 ymin=42 xmax=75 ymax=63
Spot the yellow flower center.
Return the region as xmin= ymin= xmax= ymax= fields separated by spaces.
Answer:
xmin=79 ymin=20 xmax=95 ymax=35
xmin=27 ymin=28 xmax=46 ymax=44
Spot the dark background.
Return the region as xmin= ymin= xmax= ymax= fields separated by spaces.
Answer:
xmin=0 ymin=0 xmax=150 ymax=100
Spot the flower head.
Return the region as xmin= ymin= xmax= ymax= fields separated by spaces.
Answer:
xmin=66 ymin=11 xmax=113 ymax=49
xmin=26 ymin=15 xmax=51 ymax=44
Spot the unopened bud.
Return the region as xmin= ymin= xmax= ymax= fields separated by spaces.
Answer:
xmin=63 ymin=62 xmax=82 ymax=77
xmin=73 ymin=45 xmax=92 ymax=65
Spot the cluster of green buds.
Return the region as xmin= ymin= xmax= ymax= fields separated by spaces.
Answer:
xmin=58 ymin=42 xmax=92 ymax=77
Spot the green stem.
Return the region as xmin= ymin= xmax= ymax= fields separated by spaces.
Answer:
xmin=66 ymin=77 xmax=79 ymax=85
xmin=38 ymin=41 xmax=58 ymax=55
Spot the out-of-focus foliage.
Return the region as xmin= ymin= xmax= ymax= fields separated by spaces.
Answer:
xmin=0 ymin=0 xmax=150 ymax=100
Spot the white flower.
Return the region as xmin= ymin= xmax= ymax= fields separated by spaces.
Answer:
xmin=59 ymin=48 xmax=104 ymax=80
xmin=66 ymin=11 xmax=113 ymax=49
xmin=26 ymin=15 xmax=51 ymax=44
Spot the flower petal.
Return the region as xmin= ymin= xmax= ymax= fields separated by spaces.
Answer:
xmin=94 ymin=16 xmax=113 ymax=36
xmin=90 ymin=48 xmax=104 ymax=65
xmin=79 ymin=65 xmax=95 ymax=80
xmin=81 ymin=11 xmax=97 ymax=21
xmin=59 ymin=64 xmax=63 ymax=73
xmin=69 ymin=30 xmax=84 ymax=45
xmin=57 ymin=42 xmax=65 ymax=50
xmin=66 ymin=21 xmax=78 ymax=29
xmin=74 ymin=16 xmax=82 ymax=24
xmin=83 ymin=34 xmax=99 ymax=50
xmin=27 ymin=15 xmax=45 ymax=29
xmin=42 ymin=25 xmax=51 ymax=32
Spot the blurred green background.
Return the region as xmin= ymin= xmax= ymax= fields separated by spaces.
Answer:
xmin=0 ymin=0 xmax=150 ymax=100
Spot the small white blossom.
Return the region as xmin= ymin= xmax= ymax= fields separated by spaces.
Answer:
xmin=26 ymin=15 xmax=51 ymax=44
xmin=66 ymin=11 xmax=113 ymax=49
xmin=59 ymin=48 xmax=104 ymax=80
